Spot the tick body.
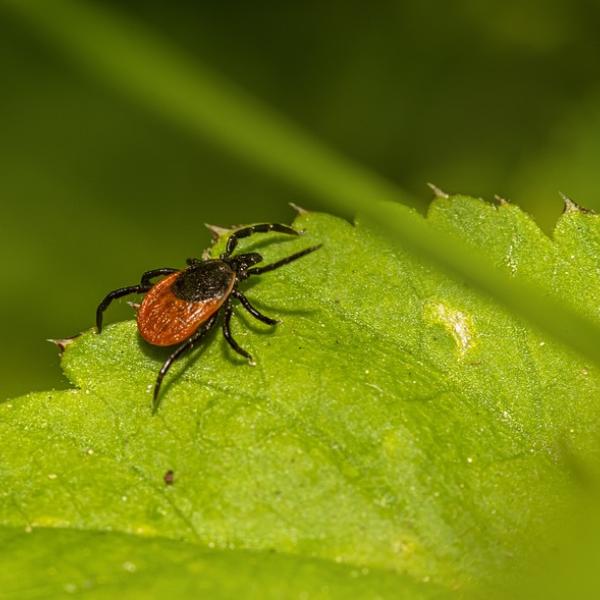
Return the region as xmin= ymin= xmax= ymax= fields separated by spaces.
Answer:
xmin=95 ymin=223 xmax=321 ymax=412
xmin=137 ymin=262 xmax=235 ymax=346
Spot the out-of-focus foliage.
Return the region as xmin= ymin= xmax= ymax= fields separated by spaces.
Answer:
xmin=2 ymin=0 xmax=600 ymax=399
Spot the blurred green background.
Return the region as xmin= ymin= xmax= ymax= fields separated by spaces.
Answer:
xmin=2 ymin=0 xmax=600 ymax=401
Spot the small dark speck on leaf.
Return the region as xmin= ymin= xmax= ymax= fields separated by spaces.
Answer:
xmin=163 ymin=470 xmax=175 ymax=485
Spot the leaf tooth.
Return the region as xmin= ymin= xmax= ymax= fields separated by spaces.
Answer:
xmin=289 ymin=202 xmax=309 ymax=215
xmin=426 ymin=182 xmax=449 ymax=199
xmin=204 ymin=223 xmax=232 ymax=241
xmin=47 ymin=334 xmax=80 ymax=354
xmin=560 ymin=192 xmax=595 ymax=214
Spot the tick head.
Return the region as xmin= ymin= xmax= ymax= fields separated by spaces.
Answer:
xmin=226 ymin=252 xmax=263 ymax=277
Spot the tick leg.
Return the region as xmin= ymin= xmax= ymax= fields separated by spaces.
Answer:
xmin=141 ymin=268 xmax=179 ymax=286
xmin=222 ymin=301 xmax=255 ymax=364
xmin=246 ymin=244 xmax=322 ymax=276
xmin=232 ymin=290 xmax=278 ymax=325
xmin=153 ymin=314 xmax=218 ymax=413
xmin=96 ymin=285 xmax=151 ymax=333
xmin=222 ymin=223 xmax=299 ymax=258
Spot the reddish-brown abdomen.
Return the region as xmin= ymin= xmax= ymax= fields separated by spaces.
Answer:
xmin=137 ymin=271 xmax=233 ymax=346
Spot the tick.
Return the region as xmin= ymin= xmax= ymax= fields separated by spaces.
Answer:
xmin=96 ymin=223 xmax=321 ymax=412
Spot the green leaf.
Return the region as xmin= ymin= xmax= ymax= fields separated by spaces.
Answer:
xmin=2 ymin=197 xmax=600 ymax=597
